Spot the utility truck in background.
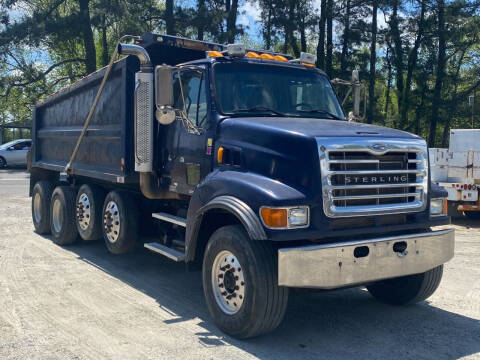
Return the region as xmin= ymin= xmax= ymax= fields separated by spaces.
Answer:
xmin=431 ymin=129 xmax=480 ymax=218
xmin=29 ymin=33 xmax=454 ymax=338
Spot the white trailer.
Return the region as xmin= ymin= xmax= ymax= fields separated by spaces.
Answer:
xmin=431 ymin=129 xmax=480 ymax=217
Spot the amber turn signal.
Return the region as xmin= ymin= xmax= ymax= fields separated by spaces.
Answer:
xmin=260 ymin=208 xmax=287 ymax=228
xmin=217 ymin=147 xmax=224 ymax=164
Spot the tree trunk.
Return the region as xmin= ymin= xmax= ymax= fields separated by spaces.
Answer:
xmin=101 ymin=15 xmax=108 ymax=67
xmin=165 ymin=0 xmax=175 ymax=35
xmin=340 ymin=0 xmax=351 ymax=77
xmin=78 ymin=0 xmax=96 ymax=73
xmin=226 ymin=0 xmax=239 ymax=43
xmin=428 ymin=0 xmax=446 ymax=147
xmin=300 ymin=21 xmax=307 ymax=52
xmin=441 ymin=50 xmax=467 ymax=147
xmin=390 ymin=0 xmax=404 ymax=116
xmin=264 ymin=4 xmax=273 ymax=49
xmin=197 ymin=0 xmax=206 ymax=40
xmin=414 ymin=84 xmax=426 ymax=135
xmin=367 ymin=0 xmax=378 ymax=124
xmin=326 ymin=0 xmax=333 ymax=77
xmin=316 ymin=0 xmax=327 ymax=69
xmin=399 ymin=0 xmax=426 ymax=129
xmin=384 ymin=44 xmax=393 ymax=122
xmin=287 ymin=0 xmax=300 ymax=57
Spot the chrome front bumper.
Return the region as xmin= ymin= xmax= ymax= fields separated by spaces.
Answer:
xmin=278 ymin=229 xmax=454 ymax=288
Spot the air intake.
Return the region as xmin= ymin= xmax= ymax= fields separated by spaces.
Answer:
xmin=134 ymin=71 xmax=154 ymax=172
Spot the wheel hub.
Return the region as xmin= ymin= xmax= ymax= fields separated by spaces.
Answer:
xmin=211 ymin=250 xmax=245 ymax=315
xmin=103 ymin=201 xmax=120 ymax=243
xmin=33 ymin=193 xmax=42 ymax=224
xmin=76 ymin=193 xmax=91 ymax=230
xmin=52 ymin=198 xmax=63 ymax=233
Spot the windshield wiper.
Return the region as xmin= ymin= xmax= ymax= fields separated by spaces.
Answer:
xmin=232 ymin=107 xmax=286 ymax=116
xmin=296 ymin=109 xmax=342 ymax=120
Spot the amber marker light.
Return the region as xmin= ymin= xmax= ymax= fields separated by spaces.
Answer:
xmin=208 ymin=51 xmax=223 ymax=58
xmin=273 ymin=55 xmax=288 ymax=62
xmin=260 ymin=208 xmax=288 ymax=228
xmin=246 ymin=51 xmax=260 ymax=59
xmin=260 ymin=53 xmax=275 ymax=60
xmin=217 ymin=147 xmax=224 ymax=164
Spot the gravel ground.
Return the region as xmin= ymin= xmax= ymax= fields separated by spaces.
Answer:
xmin=0 ymin=169 xmax=479 ymax=360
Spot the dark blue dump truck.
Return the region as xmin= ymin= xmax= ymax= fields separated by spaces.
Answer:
xmin=30 ymin=33 xmax=454 ymax=338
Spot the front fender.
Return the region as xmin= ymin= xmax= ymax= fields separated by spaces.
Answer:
xmin=184 ymin=170 xmax=308 ymax=262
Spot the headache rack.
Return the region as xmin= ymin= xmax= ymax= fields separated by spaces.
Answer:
xmin=318 ymin=138 xmax=428 ymax=218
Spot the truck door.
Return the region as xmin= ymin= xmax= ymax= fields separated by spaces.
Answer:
xmin=161 ymin=67 xmax=211 ymax=195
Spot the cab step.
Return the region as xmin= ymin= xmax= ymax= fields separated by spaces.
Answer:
xmin=144 ymin=242 xmax=186 ymax=262
xmin=152 ymin=212 xmax=186 ymax=227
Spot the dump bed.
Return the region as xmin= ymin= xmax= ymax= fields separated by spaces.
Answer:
xmin=32 ymin=56 xmax=139 ymax=183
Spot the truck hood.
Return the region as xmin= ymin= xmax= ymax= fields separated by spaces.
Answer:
xmin=220 ymin=117 xmax=421 ymax=139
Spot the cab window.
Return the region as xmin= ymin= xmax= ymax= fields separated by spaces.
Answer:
xmin=173 ymin=69 xmax=207 ymax=128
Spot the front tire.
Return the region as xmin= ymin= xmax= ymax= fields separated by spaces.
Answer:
xmin=76 ymin=184 xmax=106 ymax=241
xmin=0 ymin=156 xmax=6 ymax=168
xmin=32 ymin=181 xmax=55 ymax=234
xmin=50 ymin=186 xmax=79 ymax=245
xmin=367 ymin=265 xmax=444 ymax=305
xmin=202 ymin=225 xmax=288 ymax=339
xmin=102 ymin=191 xmax=139 ymax=254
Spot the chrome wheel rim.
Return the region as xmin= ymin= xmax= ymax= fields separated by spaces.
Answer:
xmin=52 ymin=198 xmax=63 ymax=233
xmin=104 ymin=201 xmax=120 ymax=243
xmin=76 ymin=193 xmax=91 ymax=230
xmin=211 ymin=250 xmax=245 ymax=315
xmin=33 ymin=193 xmax=42 ymax=224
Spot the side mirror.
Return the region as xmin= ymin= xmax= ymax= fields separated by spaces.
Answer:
xmin=155 ymin=65 xmax=176 ymax=125
xmin=7 ymin=147 xmax=13 ymax=151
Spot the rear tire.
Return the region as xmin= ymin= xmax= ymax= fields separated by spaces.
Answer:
xmin=50 ymin=186 xmax=79 ymax=245
xmin=367 ymin=265 xmax=444 ymax=305
xmin=31 ymin=181 xmax=54 ymax=234
xmin=102 ymin=191 xmax=139 ymax=254
xmin=75 ymin=184 xmax=106 ymax=241
xmin=202 ymin=225 xmax=289 ymax=339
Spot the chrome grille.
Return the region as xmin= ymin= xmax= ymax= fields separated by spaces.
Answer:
xmin=318 ymin=138 xmax=428 ymax=218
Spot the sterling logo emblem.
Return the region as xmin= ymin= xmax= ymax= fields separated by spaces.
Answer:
xmin=345 ymin=175 xmax=408 ymax=184
xmin=368 ymin=143 xmax=388 ymax=152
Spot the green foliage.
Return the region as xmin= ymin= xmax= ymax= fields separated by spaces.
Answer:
xmin=0 ymin=0 xmax=479 ymax=147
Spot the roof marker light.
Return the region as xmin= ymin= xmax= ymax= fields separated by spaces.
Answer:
xmin=246 ymin=51 xmax=260 ymax=59
xmin=300 ymin=52 xmax=317 ymax=65
xmin=273 ymin=55 xmax=288 ymax=62
xmin=207 ymin=51 xmax=223 ymax=58
xmin=226 ymin=44 xmax=246 ymax=57
xmin=260 ymin=53 xmax=275 ymax=60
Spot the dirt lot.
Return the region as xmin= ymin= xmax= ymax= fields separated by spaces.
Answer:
xmin=0 ymin=168 xmax=479 ymax=359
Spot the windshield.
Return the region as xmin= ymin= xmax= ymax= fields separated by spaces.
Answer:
xmin=0 ymin=140 xmax=19 ymax=150
xmin=213 ymin=62 xmax=344 ymax=120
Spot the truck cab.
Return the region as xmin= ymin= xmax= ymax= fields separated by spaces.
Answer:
xmin=30 ymin=33 xmax=454 ymax=339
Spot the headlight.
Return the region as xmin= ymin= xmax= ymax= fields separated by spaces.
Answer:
xmin=430 ymin=198 xmax=446 ymax=216
xmin=260 ymin=206 xmax=309 ymax=229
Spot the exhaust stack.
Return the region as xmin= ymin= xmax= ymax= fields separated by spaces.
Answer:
xmin=119 ymin=43 xmax=154 ymax=173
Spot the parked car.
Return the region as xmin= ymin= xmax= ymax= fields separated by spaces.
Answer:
xmin=0 ymin=139 xmax=32 ymax=168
